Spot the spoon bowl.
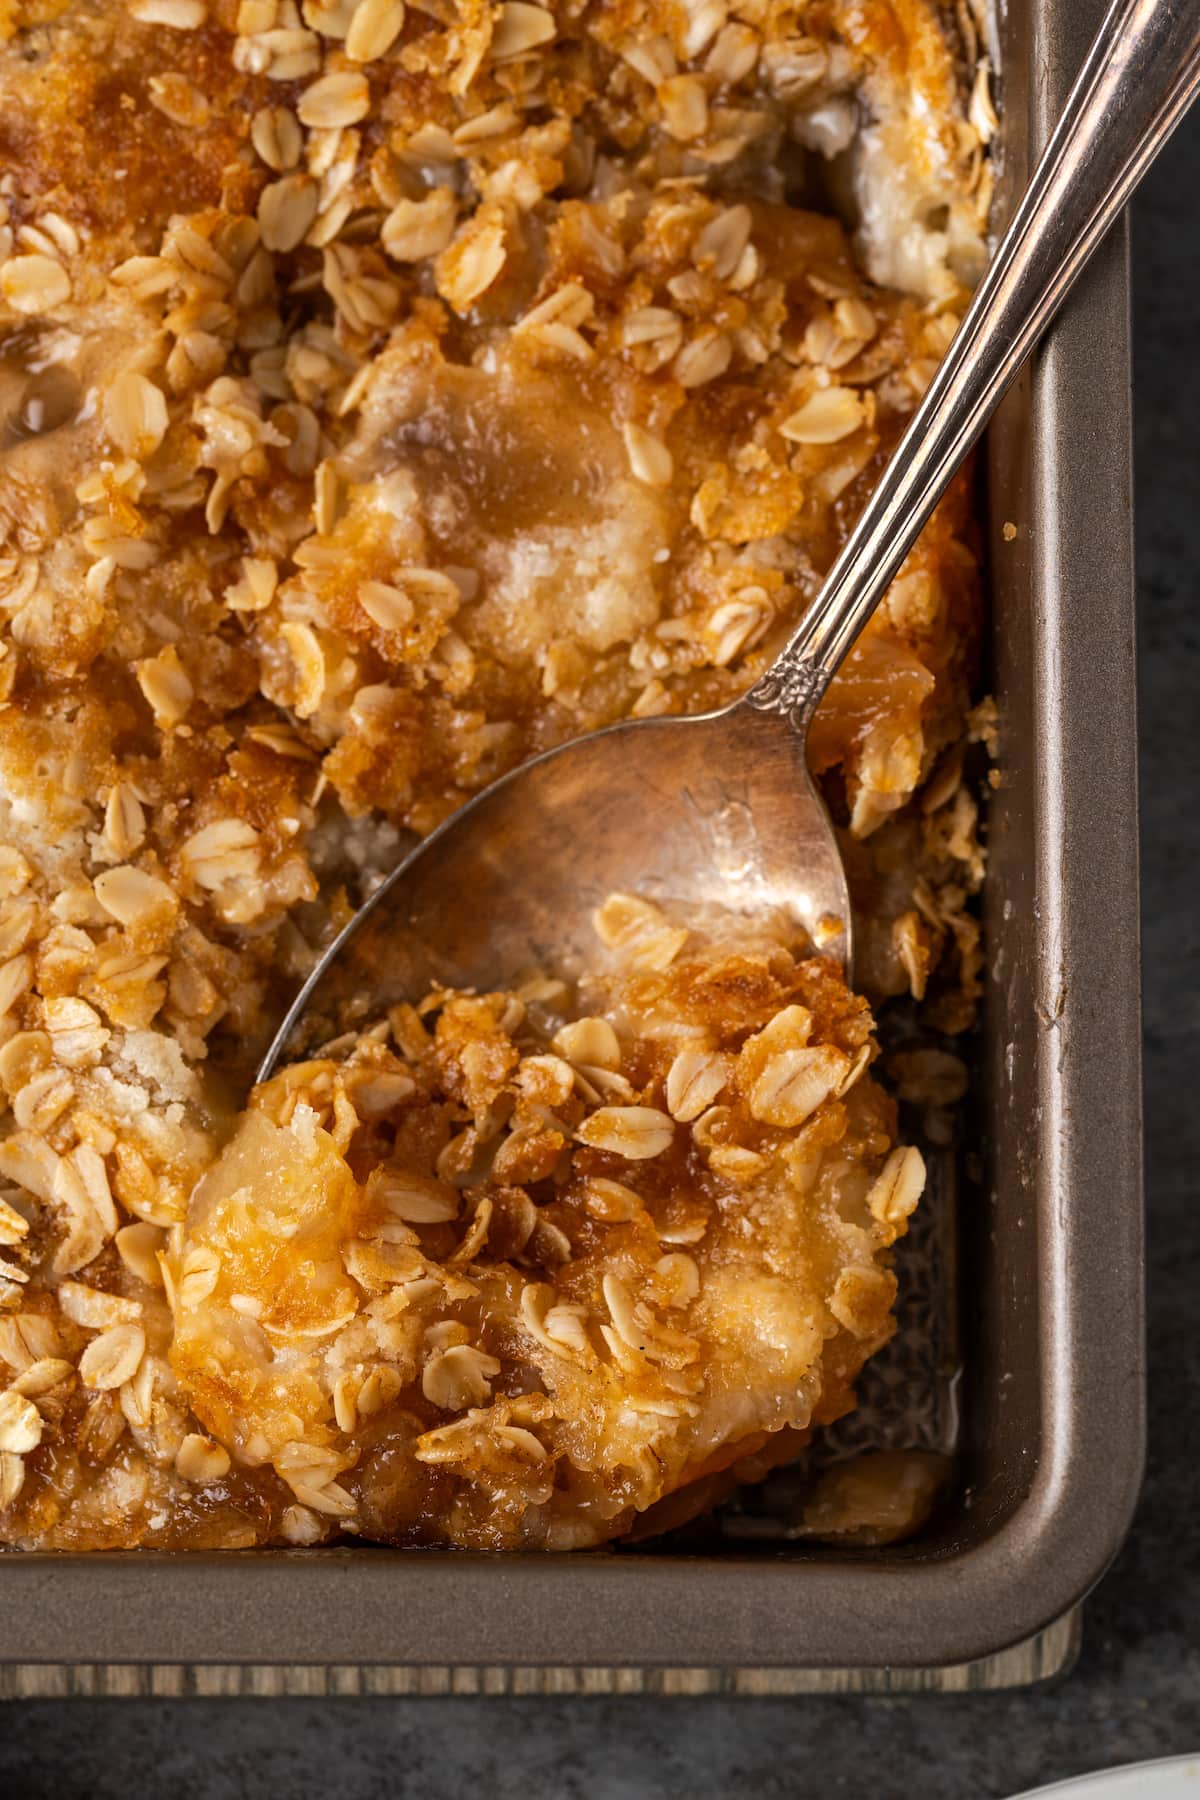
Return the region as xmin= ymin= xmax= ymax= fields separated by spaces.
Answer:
xmin=261 ymin=697 xmax=847 ymax=1073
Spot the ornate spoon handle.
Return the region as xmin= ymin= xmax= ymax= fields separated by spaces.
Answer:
xmin=744 ymin=0 xmax=1200 ymax=730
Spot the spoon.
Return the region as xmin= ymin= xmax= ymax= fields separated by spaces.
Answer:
xmin=261 ymin=0 xmax=1200 ymax=1080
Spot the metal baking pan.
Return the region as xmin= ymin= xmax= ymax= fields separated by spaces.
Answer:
xmin=0 ymin=0 xmax=1144 ymax=1672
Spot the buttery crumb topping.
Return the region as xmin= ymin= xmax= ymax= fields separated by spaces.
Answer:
xmin=171 ymin=898 xmax=924 ymax=1549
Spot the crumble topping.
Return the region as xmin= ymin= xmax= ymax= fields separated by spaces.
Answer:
xmin=0 ymin=0 xmax=989 ymax=1548
xmin=169 ymin=898 xmax=923 ymax=1549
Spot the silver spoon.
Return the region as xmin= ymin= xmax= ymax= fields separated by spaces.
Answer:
xmin=261 ymin=0 xmax=1200 ymax=1080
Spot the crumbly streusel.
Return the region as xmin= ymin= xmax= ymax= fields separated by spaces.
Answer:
xmin=169 ymin=898 xmax=923 ymax=1549
xmin=0 ymin=0 xmax=988 ymax=1548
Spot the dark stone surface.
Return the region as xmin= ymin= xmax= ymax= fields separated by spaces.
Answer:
xmin=2 ymin=105 xmax=1197 ymax=1800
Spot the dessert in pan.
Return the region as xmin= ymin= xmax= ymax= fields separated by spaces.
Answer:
xmin=0 ymin=0 xmax=991 ymax=1549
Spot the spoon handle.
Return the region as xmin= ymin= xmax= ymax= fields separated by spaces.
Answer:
xmin=743 ymin=0 xmax=1200 ymax=729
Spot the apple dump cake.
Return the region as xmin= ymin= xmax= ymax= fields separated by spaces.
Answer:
xmin=0 ymin=0 xmax=991 ymax=1548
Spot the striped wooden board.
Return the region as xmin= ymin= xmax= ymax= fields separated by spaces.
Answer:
xmin=0 ymin=1607 xmax=1079 ymax=1698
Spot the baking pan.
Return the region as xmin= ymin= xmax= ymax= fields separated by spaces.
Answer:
xmin=0 ymin=0 xmax=1144 ymax=1672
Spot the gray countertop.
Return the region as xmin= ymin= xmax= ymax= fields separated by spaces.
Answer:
xmin=2 ymin=105 xmax=1197 ymax=1800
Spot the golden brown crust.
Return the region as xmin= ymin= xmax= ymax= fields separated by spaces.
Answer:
xmin=0 ymin=7 xmax=262 ymax=250
xmin=168 ymin=902 xmax=924 ymax=1549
